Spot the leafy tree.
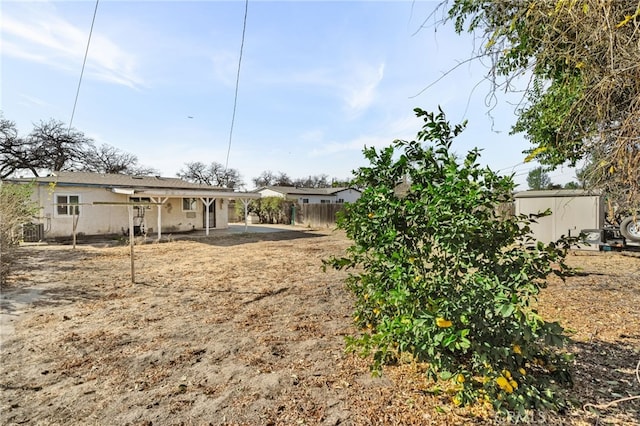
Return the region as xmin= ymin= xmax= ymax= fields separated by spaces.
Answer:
xmin=326 ymin=108 xmax=574 ymax=413
xmin=443 ymin=0 xmax=640 ymax=209
xmin=177 ymin=161 xmax=243 ymax=189
xmin=526 ymin=167 xmax=552 ymax=190
xmin=81 ymin=143 xmax=158 ymax=176
xmin=563 ymin=181 xmax=580 ymax=190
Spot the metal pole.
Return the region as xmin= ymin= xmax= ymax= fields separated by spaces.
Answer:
xmin=128 ymin=205 xmax=135 ymax=283
xmin=157 ymin=199 xmax=162 ymax=242
xmin=72 ymin=208 xmax=77 ymax=249
xmin=206 ymin=198 xmax=211 ymax=236
xmin=243 ymin=199 xmax=249 ymax=232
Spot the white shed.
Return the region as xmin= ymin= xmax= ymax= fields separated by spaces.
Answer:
xmin=514 ymin=189 xmax=604 ymax=249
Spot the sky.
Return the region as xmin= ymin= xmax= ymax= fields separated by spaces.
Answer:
xmin=1 ymin=0 xmax=578 ymax=189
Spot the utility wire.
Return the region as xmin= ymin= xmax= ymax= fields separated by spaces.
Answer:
xmin=225 ymin=0 xmax=249 ymax=172
xmin=68 ymin=0 xmax=100 ymax=135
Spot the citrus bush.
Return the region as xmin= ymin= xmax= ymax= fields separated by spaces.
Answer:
xmin=325 ymin=108 xmax=575 ymax=414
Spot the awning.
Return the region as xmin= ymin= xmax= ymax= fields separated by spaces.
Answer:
xmin=111 ymin=187 xmax=136 ymax=195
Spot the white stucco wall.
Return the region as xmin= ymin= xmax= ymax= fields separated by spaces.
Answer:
xmin=295 ymin=195 xmax=335 ymax=204
xmin=30 ymin=185 xmax=229 ymax=238
xmin=256 ymin=188 xmax=286 ymax=198
xmin=333 ymin=189 xmax=361 ymax=203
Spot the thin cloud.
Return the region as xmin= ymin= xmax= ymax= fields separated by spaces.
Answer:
xmin=1 ymin=4 xmax=143 ymax=89
xmin=310 ymin=134 xmax=390 ymax=156
xmin=309 ymin=112 xmax=421 ymax=157
xmin=18 ymin=93 xmax=48 ymax=107
xmin=342 ymin=63 xmax=385 ymax=117
xmin=270 ymin=61 xmax=385 ymax=117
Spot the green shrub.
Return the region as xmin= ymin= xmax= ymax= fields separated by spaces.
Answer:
xmin=243 ymin=196 xmax=294 ymax=224
xmin=1 ymin=182 xmax=38 ymax=284
xmin=325 ymin=108 xmax=575 ymax=414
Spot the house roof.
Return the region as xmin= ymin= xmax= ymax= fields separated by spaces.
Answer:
xmin=256 ymin=186 xmax=360 ymax=196
xmin=8 ymin=171 xmax=260 ymax=199
xmin=17 ymin=171 xmax=230 ymax=190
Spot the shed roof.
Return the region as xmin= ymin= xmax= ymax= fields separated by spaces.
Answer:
xmin=514 ymin=189 xmax=603 ymax=198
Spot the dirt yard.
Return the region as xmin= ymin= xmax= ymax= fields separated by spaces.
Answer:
xmin=1 ymin=228 xmax=639 ymax=425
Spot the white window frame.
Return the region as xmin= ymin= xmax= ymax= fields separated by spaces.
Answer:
xmin=182 ymin=197 xmax=198 ymax=212
xmin=55 ymin=194 xmax=80 ymax=217
xmin=301 ymin=198 xmax=309 ymax=204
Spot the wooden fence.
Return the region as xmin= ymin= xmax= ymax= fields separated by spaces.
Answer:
xmin=296 ymin=203 xmax=345 ymax=227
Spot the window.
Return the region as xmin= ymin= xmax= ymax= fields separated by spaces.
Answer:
xmin=301 ymin=198 xmax=309 ymax=204
xmin=130 ymin=197 xmax=151 ymax=216
xmin=56 ymin=195 xmax=80 ymax=216
xmin=337 ymin=198 xmax=345 ymax=203
xmin=130 ymin=197 xmax=151 ymax=205
xmin=130 ymin=197 xmax=151 ymax=208
xmin=182 ymin=197 xmax=198 ymax=212
xmin=320 ymin=199 xmax=331 ymax=204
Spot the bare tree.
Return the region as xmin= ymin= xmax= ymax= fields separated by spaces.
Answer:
xmin=0 ymin=114 xmax=162 ymax=178
xmin=252 ymin=170 xmax=293 ymax=188
xmin=177 ymin=161 xmax=244 ymax=189
xmin=0 ymin=115 xmax=28 ymax=179
xmin=292 ymin=174 xmax=330 ymax=188
xmin=26 ymin=119 xmax=93 ymax=175
xmin=81 ymin=144 xmax=158 ymax=175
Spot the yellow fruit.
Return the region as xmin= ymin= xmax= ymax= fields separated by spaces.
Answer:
xmin=456 ymin=374 xmax=465 ymax=383
xmin=496 ymin=376 xmax=514 ymax=393
xmin=513 ymin=344 xmax=522 ymax=355
xmin=436 ymin=318 xmax=453 ymax=328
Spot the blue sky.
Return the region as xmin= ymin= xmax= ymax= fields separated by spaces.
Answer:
xmin=1 ymin=0 xmax=577 ymax=189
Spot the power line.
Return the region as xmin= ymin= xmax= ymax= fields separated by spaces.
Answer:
xmin=68 ymin=0 xmax=100 ymax=134
xmin=225 ymin=0 xmax=249 ymax=172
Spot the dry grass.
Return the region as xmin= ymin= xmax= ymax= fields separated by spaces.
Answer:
xmin=1 ymin=228 xmax=638 ymax=425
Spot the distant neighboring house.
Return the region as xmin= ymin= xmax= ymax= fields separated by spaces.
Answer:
xmin=254 ymin=186 xmax=361 ymax=204
xmin=6 ymin=171 xmax=259 ymax=240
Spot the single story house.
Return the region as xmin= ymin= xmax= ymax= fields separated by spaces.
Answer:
xmin=255 ymin=186 xmax=361 ymax=204
xmin=7 ymin=171 xmax=260 ymax=241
